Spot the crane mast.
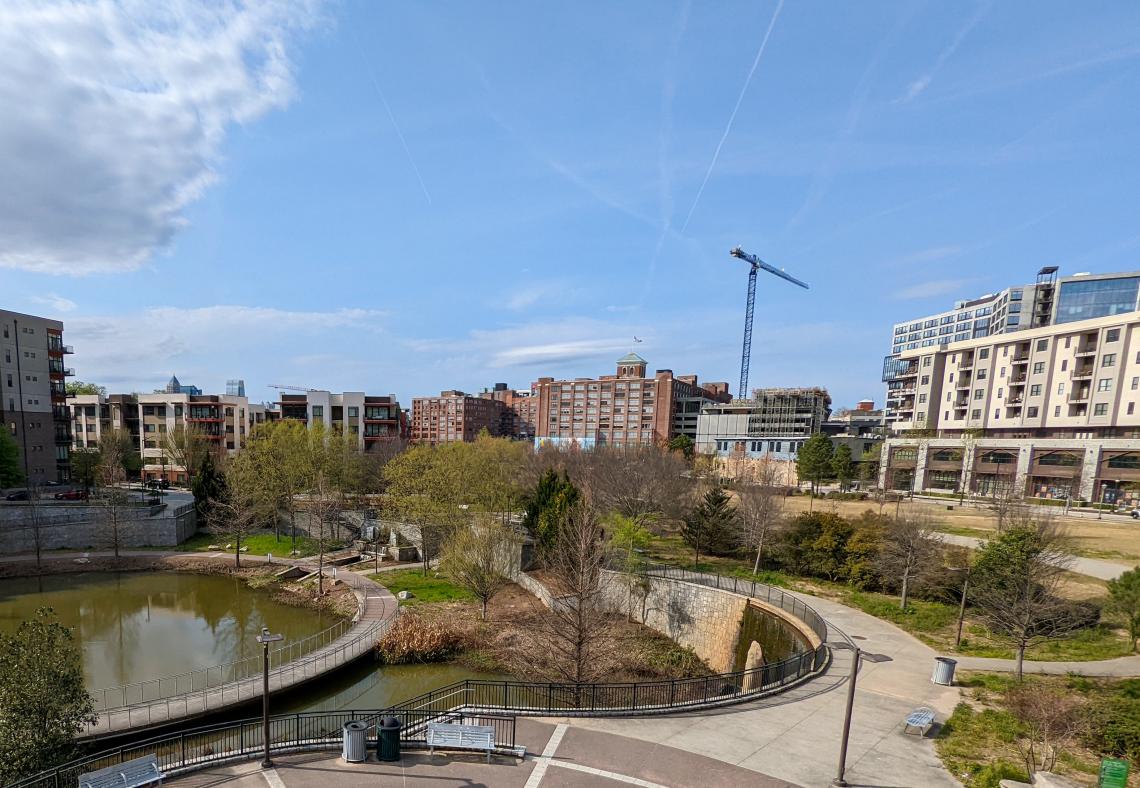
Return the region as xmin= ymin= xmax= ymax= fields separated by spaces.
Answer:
xmin=729 ymin=247 xmax=810 ymax=400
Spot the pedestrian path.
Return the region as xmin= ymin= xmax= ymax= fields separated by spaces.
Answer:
xmin=938 ymin=532 xmax=1133 ymax=580
xmin=952 ymin=653 xmax=1140 ymax=677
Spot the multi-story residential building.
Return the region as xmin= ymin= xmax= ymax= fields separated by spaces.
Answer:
xmin=411 ymin=391 xmax=505 ymax=444
xmin=479 ymin=383 xmax=537 ymax=440
xmin=880 ymin=308 xmax=1140 ymax=505
xmin=532 ymin=353 xmax=731 ymax=449
xmin=695 ymin=387 xmax=832 ymax=459
xmin=273 ymin=391 xmax=405 ymax=450
xmin=823 ymin=399 xmax=885 ymax=438
xmin=70 ymin=386 xmax=252 ymax=483
xmin=0 ymin=310 xmax=73 ymax=485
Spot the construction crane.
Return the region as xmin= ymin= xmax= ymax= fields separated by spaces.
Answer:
xmin=268 ymin=384 xmax=317 ymax=393
xmin=729 ymin=246 xmax=810 ymax=400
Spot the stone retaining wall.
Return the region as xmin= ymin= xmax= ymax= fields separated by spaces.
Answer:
xmin=0 ymin=502 xmax=197 ymax=552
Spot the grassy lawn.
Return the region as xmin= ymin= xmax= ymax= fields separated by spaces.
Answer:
xmin=937 ymin=673 xmax=1140 ymax=788
xmin=175 ymin=530 xmax=330 ymax=558
xmin=369 ymin=568 xmax=474 ymax=605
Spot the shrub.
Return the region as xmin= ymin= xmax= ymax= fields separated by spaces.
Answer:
xmin=1084 ymin=696 xmax=1140 ymax=763
xmin=376 ymin=613 xmax=466 ymax=664
xmin=771 ymin=510 xmax=883 ymax=585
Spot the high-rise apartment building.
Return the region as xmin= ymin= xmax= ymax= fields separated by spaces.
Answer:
xmin=0 ymin=310 xmax=73 ymax=484
xmin=880 ymin=308 xmax=1140 ymax=505
xmin=273 ymin=391 xmax=406 ymax=450
xmin=532 ymin=353 xmax=731 ymax=449
xmin=411 ymin=391 xmax=505 ymax=444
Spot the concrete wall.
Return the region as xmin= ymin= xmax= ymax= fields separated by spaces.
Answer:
xmin=0 ymin=501 xmax=197 ymax=552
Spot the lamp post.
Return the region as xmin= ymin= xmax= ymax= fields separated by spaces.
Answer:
xmin=256 ymin=627 xmax=284 ymax=768
xmin=831 ymin=641 xmax=892 ymax=787
xmin=948 ymin=564 xmax=971 ymax=648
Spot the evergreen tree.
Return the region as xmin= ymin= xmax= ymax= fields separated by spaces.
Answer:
xmin=831 ymin=444 xmax=854 ymax=491
xmin=522 ymin=469 xmax=580 ymax=551
xmin=191 ymin=451 xmax=225 ymax=520
xmin=796 ymin=433 xmax=834 ymax=495
xmin=0 ymin=427 xmax=23 ymax=488
xmin=0 ymin=608 xmax=96 ymax=784
xmin=681 ymin=486 xmax=740 ymax=564
xmin=667 ymin=434 xmax=695 ymax=460
xmin=1106 ymin=566 xmax=1140 ymax=652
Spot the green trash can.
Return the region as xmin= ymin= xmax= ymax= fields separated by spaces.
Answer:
xmin=378 ymin=716 xmax=401 ymax=762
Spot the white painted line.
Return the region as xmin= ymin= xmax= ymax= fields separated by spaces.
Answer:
xmin=262 ymin=767 xmax=287 ymax=788
xmin=549 ymin=760 xmax=669 ymax=788
xmin=524 ymin=722 xmax=568 ymax=788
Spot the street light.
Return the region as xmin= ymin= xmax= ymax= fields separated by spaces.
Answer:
xmin=830 ymin=641 xmax=892 ymax=787
xmin=256 ymin=627 xmax=284 ymax=768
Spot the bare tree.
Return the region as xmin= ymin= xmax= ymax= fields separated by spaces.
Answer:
xmin=440 ymin=519 xmax=521 ymax=620
xmin=877 ymin=513 xmax=942 ymax=609
xmin=987 ymin=466 xmax=1029 ymax=533
xmin=570 ymin=445 xmax=693 ymax=526
xmin=162 ymin=425 xmax=212 ymax=484
xmin=96 ymin=430 xmax=133 ymax=559
xmin=736 ymin=459 xmax=786 ymax=574
xmin=526 ymin=502 xmax=617 ymax=687
xmin=205 ymin=452 xmax=264 ymax=568
xmin=1004 ymin=685 xmax=1086 ymax=777
xmin=971 ymin=523 xmax=1087 ymax=680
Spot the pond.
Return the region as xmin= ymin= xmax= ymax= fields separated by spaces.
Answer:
xmin=0 ymin=571 xmax=336 ymax=691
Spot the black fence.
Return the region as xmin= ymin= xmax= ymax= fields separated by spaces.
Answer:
xmin=12 ymin=562 xmax=833 ymax=787
xmin=9 ymin=709 xmax=517 ymax=788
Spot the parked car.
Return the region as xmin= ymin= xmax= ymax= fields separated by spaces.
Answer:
xmin=43 ymin=480 xmax=62 ymax=487
xmin=144 ymin=479 xmax=171 ymax=491
xmin=54 ymin=489 xmax=88 ymax=501
xmin=1128 ymin=508 xmax=1140 ymax=519
xmin=4 ymin=490 xmax=29 ymax=501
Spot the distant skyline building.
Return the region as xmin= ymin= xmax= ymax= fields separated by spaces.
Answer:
xmin=411 ymin=390 xmax=505 ymax=445
xmin=479 ymin=383 xmax=537 ymax=440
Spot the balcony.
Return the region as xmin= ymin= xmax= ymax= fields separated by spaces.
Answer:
xmin=1006 ymin=396 xmax=1024 ymax=405
xmin=1012 ymin=354 xmax=1029 ymax=364
xmin=1068 ymin=391 xmax=1090 ymax=403
xmin=1071 ymin=368 xmax=1093 ymax=380
xmin=1010 ymin=375 xmax=1027 ymax=385
xmin=1075 ymin=346 xmax=1097 ymax=357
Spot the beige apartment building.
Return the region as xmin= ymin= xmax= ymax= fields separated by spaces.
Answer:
xmin=881 ymin=311 xmax=1140 ymax=505
xmin=273 ymin=391 xmax=405 ymax=450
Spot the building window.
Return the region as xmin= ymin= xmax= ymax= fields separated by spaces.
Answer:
xmin=974 ymin=389 xmax=985 ymax=400
xmin=994 ymin=409 xmax=1000 ymax=419
xmin=923 ymin=356 xmax=932 ymax=367
xmin=348 ymin=407 xmax=358 ymax=417
xmin=1094 ymin=403 xmax=1108 ymax=416
xmin=1054 ymin=406 xmax=1061 ymax=417
xmin=1057 ymin=382 xmax=1065 ymax=395
xmin=997 ymin=388 xmax=1003 ymax=398
xmin=921 ymin=375 xmax=929 ymax=385
xmin=1030 ymin=384 xmax=1041 ymax=396
xmin=1132 ymin=377 xmax=1138 ymax=391
xmin=1033 ymin=362 xmax=1045 ymax=374
xmin=979 ymin=348 xmax=990 ymax=359
xmin=1107 ymin=328 xmax=1121 ymax=342
xmin=1098 ymin=378 xmax=1112 ymax=392
xmin=977 ymin=369 xmax=988 ymax=380
xmin=312 ymin=406 xmax=323 ymax=417
xmin=1130 ymin=403 xmax=1136 ymax=416
xmin=1036 ymin=339 xmax=1048 ymax=351
xmin=971 ymin=409 xmax=981 ymax=419
xmin=1027 ymin=406 xmax=1039 ymax=417
xmin=1103 ymin=353 xmax=1117 ymax=368
xmin=1061 ymin=360 xmax=1068 ymax=371
xmin=1000 ymin=367 xmax=1006 ymax=377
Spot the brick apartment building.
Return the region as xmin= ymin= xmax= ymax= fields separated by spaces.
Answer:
xmin=479 ymin=383 xmax=537 ymax=440
xmin=0 ymin=309 xmax=73 ymax=484
xmin=411 ymin=391 xmax=505 ymax=444
xmin=532 ymin=353 xmax=731 ymax=449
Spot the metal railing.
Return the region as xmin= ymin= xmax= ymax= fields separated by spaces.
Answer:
xmin=91 ymin=616 xmax=356 ymax=711
xmin=11 ymin=708 xmax=517 ymax=788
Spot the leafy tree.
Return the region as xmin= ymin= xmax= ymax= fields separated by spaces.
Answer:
xmin=163 ymin=425 xmax=211 ymax=484
xmin=206 ymin=451 xmax=265 ymax=568
xmin=667 ymin=434 xmax=695 ymax=460
xmin=858 ymin=443 xmax=882 ymax=484
xmin=831 ymin=444 xmax=854 ymax=491
xmin=191 ymin=451 xmax=225 ymax=521
xmin=64 ymin=381 xmax=105 ymax=396
xmin=971 ymin=525 xmax=1087 ymax=680
xmin=70 ymin=448 xmax=99 ymax=494
xmin=606 ymin=513 xmax=652 ymax=620
xmin=773 ymin=511 xmax=882 ymax=584
xmin=681 ymin=486 xmax=740 ymax=563
xmin=796 ymin=433 xmax=834 ymax=496
xmin=521 ymin=469 xmax=580 ymax=551
xmin=440 ymin=519 xmax=521 ymax=620
xmin=0 ymin=608 xmax=97 ymax=784
xmin=877 ymin=513 xmax=941 ymax=609
xmin=96 ymin=430 xmax=135 ymax=558
xmin=383 ymin=442 xmax=468 ymax=577
xmin=0 ymin=426 xmax=22 ymax=488
xmin=1106 ymin=566 xmax=1140 ymax=651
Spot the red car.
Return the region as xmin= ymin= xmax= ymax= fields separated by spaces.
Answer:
xmin=54 ymin=489 xmax=88 ymax=501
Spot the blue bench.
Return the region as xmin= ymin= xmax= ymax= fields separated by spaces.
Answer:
xmin=903 ymin=708 xmax=935 ymax=736
xmin=426 ymin=722 xmax=496 ymax=763
xmin=79 ymin=755 xmax=163 ymax=788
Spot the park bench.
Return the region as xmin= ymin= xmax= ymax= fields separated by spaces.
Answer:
xmin=426 ymin=722 xmax=497 ymax=763
xmin=79 ymin=755 xmax=163 ymax=788
xmin=903 ymin=707 xmax=936 ymax=736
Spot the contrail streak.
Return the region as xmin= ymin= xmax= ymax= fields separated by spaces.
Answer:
xmin=348 ymin=28 xmax=433 ymax=205
xmin=680 ymin=0 xmax=784 ymax=232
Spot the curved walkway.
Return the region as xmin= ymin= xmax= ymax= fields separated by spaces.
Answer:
xmin=952 ymin=653 xmax=1140 ymax=677
xmin=938 ymin=532 xmax=1133 ymax=581
xmin=561 ymin=587 xmax=962 ymax=788
xmin=0 ymin=550 xmax=398 ymax=738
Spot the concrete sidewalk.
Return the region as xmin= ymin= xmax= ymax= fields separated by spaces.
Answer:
xmin=953 ymin=653 xmax=1140 ymax=677
xmin=563 ymin=589 xmax=962 ymax=788
xmin=938 ymin=532 xmax=1133 ymax=580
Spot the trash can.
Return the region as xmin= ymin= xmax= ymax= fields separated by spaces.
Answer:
xmin=377 ymin=716 xmax=401 ymax=762
xmin=932 ymin=656 xmax=957 ymax=686
xmin=342 ymin=720 xmax=368 ymax=763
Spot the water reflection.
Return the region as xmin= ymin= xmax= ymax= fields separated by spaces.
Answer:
xmin=0 ymin=572 xmax=333 ymax=690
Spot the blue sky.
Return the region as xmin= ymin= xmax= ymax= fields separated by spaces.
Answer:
xmin=3 ymin=1 xmax=1140 ymax=409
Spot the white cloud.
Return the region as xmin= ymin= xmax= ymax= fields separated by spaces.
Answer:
xmin=30 ymin=293 xmax=78 ymax=313
xmin=0 ymin=0 xmax=321 ymax=274
xmin=893 ymin=278 xmax=980 ymax=300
